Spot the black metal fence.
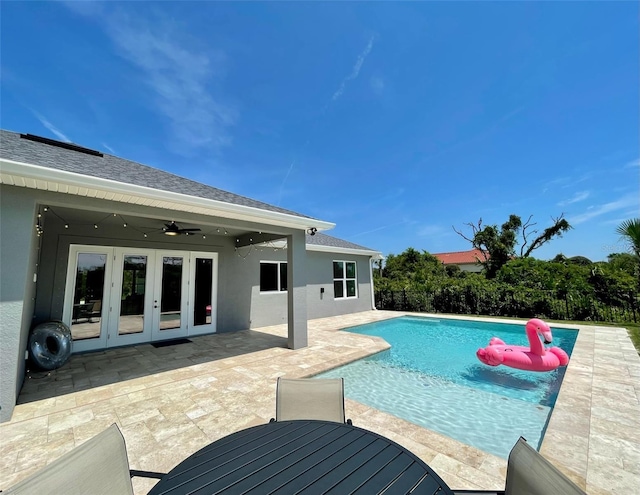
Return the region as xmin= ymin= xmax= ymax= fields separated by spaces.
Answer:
xmin=375 ymin=287 xmax=639 ymax=323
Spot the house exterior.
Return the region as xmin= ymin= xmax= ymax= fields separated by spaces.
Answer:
xmin=0 ymin=130 xmax=381 ymax=422
xmin=432 ymin=249 xmax=487 ymax=273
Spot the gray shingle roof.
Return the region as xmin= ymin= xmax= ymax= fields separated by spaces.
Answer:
xmin=0 ymin=129 xmax=314 ymax=220
xmin=1 ymin=129 xmax=379 ymax=254
xmin=306 ymin=232 xmax=376 ymax=252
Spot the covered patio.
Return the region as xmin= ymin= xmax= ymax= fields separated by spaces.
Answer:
xmin=1 ymin=311 xmax=638 ymax=494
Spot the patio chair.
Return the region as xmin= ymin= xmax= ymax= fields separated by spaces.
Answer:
xmin=453 ymin=437 xmax=586 ymax=495
xmin=3 ymin=424 xmax=164 ymax=495
xmin=272 ymin=377 xmax=352 ymax=424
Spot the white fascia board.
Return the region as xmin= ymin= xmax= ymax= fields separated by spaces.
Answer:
xmin=0 ymin=158 xmax=335 ymax=231
xmin=307 ymin=243 xmax=383 ymax=259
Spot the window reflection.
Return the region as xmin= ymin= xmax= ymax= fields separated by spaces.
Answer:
xmin=119 ymin=255 xmax=147 ymax=335
xmin=160 ymin=256 xmax=182 ymax=330
xmin=194 ymin=258 xmax=213 ymax=325
xmin=71 ymin=253 xmax=106 ymax=340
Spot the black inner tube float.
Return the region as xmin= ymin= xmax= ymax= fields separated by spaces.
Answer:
xmin=29 ymin=321 xmax=72 ymax=371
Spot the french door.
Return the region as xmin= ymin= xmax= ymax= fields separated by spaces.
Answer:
xmin=63 ymin=245 xmax=218 ymax=352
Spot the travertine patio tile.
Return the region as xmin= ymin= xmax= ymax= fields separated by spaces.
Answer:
xmin=546 ymin=406 xmax=590 ymax=437
xmin=1 ymin=312 xmax=639 ymax=494
xmin=540 ymin=428 xmax=589 ymax=487
xmin=47 ymin=407 xmax=94 ymax=435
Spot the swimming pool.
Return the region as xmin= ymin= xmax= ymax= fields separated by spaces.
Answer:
xmin=314 ymin=316 xmax=578 ymax=459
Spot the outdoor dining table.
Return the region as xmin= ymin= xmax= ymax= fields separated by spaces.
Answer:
xmin=147 ymin=419 xmax=454 ymax=495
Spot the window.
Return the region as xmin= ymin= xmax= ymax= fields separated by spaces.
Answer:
xmin=333 ymin=261 xmax=357 ymax=299
xmin=260 ymin=261 xmax=287 ymax=292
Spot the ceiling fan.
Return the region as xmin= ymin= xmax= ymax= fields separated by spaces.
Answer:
xmin=163 ymin=221 xmax=202 ymax=236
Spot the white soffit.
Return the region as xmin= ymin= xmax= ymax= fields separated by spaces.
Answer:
xmin=0 ymin=158 xmax=335 ymax=231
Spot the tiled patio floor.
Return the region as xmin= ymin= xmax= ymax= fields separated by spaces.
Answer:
xmin=1 ymin=311 xmax=638 ymax=494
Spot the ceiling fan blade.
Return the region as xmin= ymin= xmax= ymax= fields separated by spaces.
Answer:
xmin=180 ymin=228 xmax=201 ymax=232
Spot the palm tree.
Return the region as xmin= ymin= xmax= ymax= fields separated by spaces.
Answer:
xmin=616 ymin=218 xmax=640 ymax=259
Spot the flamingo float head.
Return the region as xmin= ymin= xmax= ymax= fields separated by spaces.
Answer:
xmin=527 ymin=318 xmax=553 ymax=344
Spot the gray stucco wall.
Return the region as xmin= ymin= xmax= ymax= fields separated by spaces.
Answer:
xmin=25 ymin=191 xmax=309 ymax=335
xmin=0 ymin=185 xmax=376 ymax=422
xmin=0 ymin=186 xmax=38 ymax=422
xmin=248 ymin=249 xmax=374 ymax=328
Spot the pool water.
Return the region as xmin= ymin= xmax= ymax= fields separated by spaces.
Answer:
xmin=315 ymin=316 xmax=577 ymax=459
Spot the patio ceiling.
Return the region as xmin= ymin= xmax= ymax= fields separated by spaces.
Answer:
xmin=38 ymin=204 xmax=255 ymax=240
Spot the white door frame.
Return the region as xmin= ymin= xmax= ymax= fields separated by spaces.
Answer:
xmin=64 ymin=245 xmax=219 ymax=352
xmin=109 ymin=248 xmax=157 ymax=347
xmin=188 ymin=251 xmax=218 ymax=336
xmin=150 ymin=250 xmax=190 ymax=342
xmin=63 ymin=245 xmax=114 ymax=353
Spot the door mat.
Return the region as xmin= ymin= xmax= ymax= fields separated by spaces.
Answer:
xmin=152 ymin=338 xmax=192 ymax=348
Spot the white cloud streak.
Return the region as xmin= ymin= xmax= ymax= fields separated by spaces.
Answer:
xmin=370 ymin=76 xmax=385 ymax=95
xmin=102 ymin=142 xmax=117 ymax=154
xmin=557 ymin=191 xmax=590 ymax=207
xmin=332 ymin=35 xmax=376 ymax=101
xmin=107 ymin=13 xmax=236 ymax=151
xmin=277 ymin=159 xmax=296 ymax=205
xmin=569 ymin=194 xmax=639 ymax=225
xmin=624 ymin=158 xmax=640 ymax=168
xmin=65 ymin=4 xmax=236 ymax=153
xmin=351 ymin=219 xmax=412 ymax=238
xmin=32 ymin=111 xmax=71 ymax=142
xmin=417 ymin=224 xmax=449 ymax=237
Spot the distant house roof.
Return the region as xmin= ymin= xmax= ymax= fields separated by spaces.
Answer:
xmin=432 ymin=249 xmax=487 ymax=265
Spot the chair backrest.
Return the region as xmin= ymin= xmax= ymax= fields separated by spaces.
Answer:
xmin=5 ymin=424 xmax=134 ymax=495
xmin=505 ymin=437 xmax=586 ymax=495
xmin=276 ymin=377 xmax=346 ymax=423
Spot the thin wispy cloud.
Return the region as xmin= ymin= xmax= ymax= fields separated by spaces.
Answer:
xmin=351 ymin=219 xmax=412 ymax=238
xmin=109 ymin=13 xmax=236 ymax=151
xmin=65 ymin=4 xmax=236 ymax=153
xmin=32 ymin=111 xmax=70 ymax=142
xmin=332 ymin=35 xmax=376 ymax=101
xmin=282 ymin=35 xmax=376 ymax=198
xmin=624 ymin=158 xmax=639 ymax=168
xmin=102 ymin=142 xmax=117 ymax=154
xmin=417 ymin=224 xmax=450 ymax=237
xmin=557 ymin=191 xmax=590 ymax=207
xmin=277 ymin=159 xmax=296 ymax=205
xmin=569 ymin=194 xmax=638 ymax=225
xmin=370 ymin=76 xmax=385 ymax=95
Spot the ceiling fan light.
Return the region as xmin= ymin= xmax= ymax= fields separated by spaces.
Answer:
xmin=164 ymin=230 xmax=179 ymax=236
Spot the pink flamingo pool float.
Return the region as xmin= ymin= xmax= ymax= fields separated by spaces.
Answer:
xmin=476 ymin=318 xmax=569 ymax=372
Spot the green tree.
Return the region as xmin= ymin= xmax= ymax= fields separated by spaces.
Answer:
xmin=453 ymin=214 xmax=572 ymax=278
xmin=616 ymin=218 xmax=640 ymax=259
xmin=607 ymin=253 xmax=638 ymax=276
xmin=382 ymin=248 xmax=446 ymax=282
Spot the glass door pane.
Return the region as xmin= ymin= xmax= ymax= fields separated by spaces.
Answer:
xmin=193 ymin=258 xmax=213 ymax=326
xmin=118 ymin=255 xmax=148 ymax=335
xmin=71 ymin=253 xmax=106 ymax=341
xmin=160 ymin=256 xmax=183 ymax=330
xmin=188 ymin=252 xmax=218 ymax=336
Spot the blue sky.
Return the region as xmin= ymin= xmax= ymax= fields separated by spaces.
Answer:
xmin=2 ymin=1 xmax=638 ymax=262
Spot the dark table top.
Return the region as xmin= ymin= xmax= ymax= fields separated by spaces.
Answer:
xmin=148 ymin=419 xmax=453 ymax=495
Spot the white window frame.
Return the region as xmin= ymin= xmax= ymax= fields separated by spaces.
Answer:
xmin=333 ymin=260 xmax=358 ymax=299
xmin=259 ymin=261 xmax=288 ymax=294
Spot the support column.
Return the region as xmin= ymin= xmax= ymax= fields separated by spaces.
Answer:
xmin=286 ymin=230 xmax=308 ymax=349
xmin=0 ymin=186 xmax=37 ymax=422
